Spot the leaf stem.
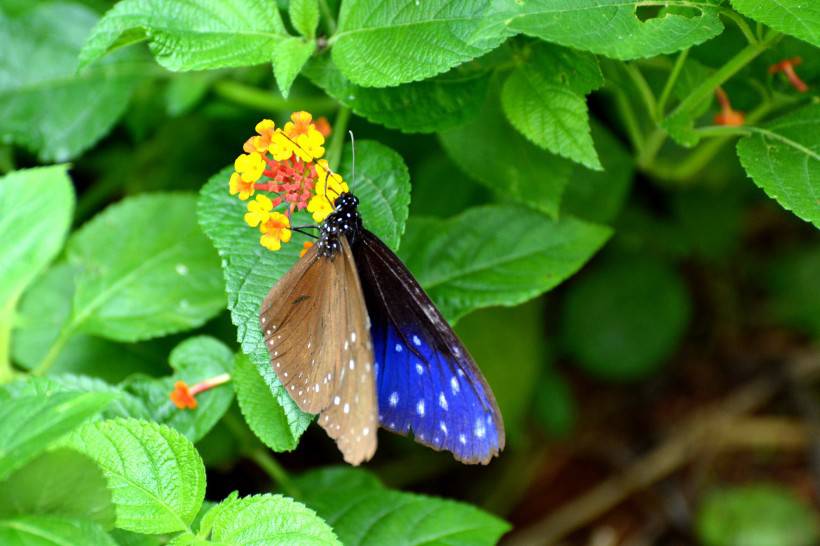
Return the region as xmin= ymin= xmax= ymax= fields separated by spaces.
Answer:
xmin=719 ymin=8 xmax=758 ymax=45
xmin=623 ymin=63 xmax=657 ymax=121
xmin=613 ymin=88 xmax=645 ymax=156
xmin=318 ymin=0 xmax=337 ymax=35
xmin=656 ymin=48 xmax=689 ymax=120
xmin=32 ymin=321 xmax=75 ymax=376
xmin=212 ymin=81 xmax=337 ymax=114
xmin=325 ymin=106 xmax=351 ymax=172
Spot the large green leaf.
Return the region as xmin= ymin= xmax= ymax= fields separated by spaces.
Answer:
xmin=0 ymin=166 xmax=73 ymax=311
xmin=304 ymin=56 xmax=490 ymax=133
xmin=331 ymin=0 xmax=511 ymax=87
xmin=736 ymin=104 xmax=820 ymax=229
xmin=0 ymin=4 xmax=144 ymax=162
xmin=63 ymin=418 xmax=206 ymax=534
xmin=67 ymin=193 xmax=226 ymax=342
xmin=79 ymin=0 xmax=288 ymax=71
xmin=501 ymin=43 xmax=603 ymax=170
xmin=271 ymin=37 xmax=316 ymax=98
xmin=0 ymin=392 xmax=114 ymax=481
xmin=398 ymin=205 xmax=611 ymax=322
xmin=439 ymin=95 xmax=573 ymax=218
xmin=0 ymin=515 xmax=117 ymax=546
xmin=731 ymin=0 xmax=820 ymax=47
xmin=508 ymin=0 xmax=724 ymax=60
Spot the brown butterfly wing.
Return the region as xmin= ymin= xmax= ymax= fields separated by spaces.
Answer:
xmin=259 ymin=237 xmax=377 ymax=465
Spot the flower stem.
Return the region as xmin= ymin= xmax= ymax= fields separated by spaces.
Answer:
xmin=656 ymin=48 xmax=689 ymax=121
xmin=624 ymin=63 xmax=657 ymax=121
xmin=213 ymin=81 xmax=337 ymax=114
xmin=613 ymin=88 xmax=645 ymax=156
xmin=719 ymin=8 xmax=758 ymax=45
xmin=326 ymin=106 xmax=351 ymax=172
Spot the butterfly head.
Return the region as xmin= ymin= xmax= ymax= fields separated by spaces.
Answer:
xmin=317 ymin=192 xmax=362 ymax=257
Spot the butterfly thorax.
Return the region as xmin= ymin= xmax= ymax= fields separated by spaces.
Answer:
xmin=317 ymin=192 xmax=362 ymax=258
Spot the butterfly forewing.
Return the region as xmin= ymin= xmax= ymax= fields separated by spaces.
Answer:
xmin=260 ymin=238 xmax=377 ymax=465
xmin=353 ymin=230 xmax=505 ymax=464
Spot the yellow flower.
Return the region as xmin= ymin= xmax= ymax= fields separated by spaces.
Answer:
xmin=229 ymin=172 xmax=255 ymax=200
xmin=308 ymin=160 xmax=349 ymax=222
xmin=260 ymin=212 xmax=292 ymax=251
xmin=244 ymin=119 xmax=276 ymax=154
xmin=244 ymin=194 xmax=273 ymax=227
xmin=307 ymin=194 xmax=334 ymax=223
xmin=284 ymin=112 xmax=326 ymax=162
xmin=234 ymin=152 xmax=265 ymax=183
xmin=269 ymin=130 xmax=295 ymax=161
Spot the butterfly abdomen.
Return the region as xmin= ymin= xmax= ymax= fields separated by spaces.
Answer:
xmin=317 ymin=192 xmax=362 ymax=257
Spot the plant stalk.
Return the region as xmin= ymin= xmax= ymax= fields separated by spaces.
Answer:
xmin=656 ymin=48 xmax=689 ymax=120
xmin=213 ymin=81 xmax=337 ymax=114
xmin=326 ymin=106 xmax=351 ymax=172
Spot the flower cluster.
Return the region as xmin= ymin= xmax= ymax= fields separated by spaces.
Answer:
xmin=228 ymin=112 xmax=350 ymax=251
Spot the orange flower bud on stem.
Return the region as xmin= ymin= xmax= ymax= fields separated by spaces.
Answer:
xmin=769 ymin=57 xmax=808 ymax=93
xmin=713 ymin=87 xmax=745 ymax=126
xmin=170 ymin=373 xmax=231 ymax=410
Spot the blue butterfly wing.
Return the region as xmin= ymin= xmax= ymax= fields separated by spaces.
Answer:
xmin=353 ymin=230 xmax=504 ymax=464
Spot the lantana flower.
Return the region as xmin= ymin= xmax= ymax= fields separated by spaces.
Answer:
xmin=308 ymin=159 xmax=349 ymax=222
xmin=284 ymin=112 xmax=326 ymax=162
xmin=229 ymin=172 xmax=255 ymax=200
xmin=244 ymin=194 xmax=273 ymax=227
xmin=235 ymin=152 xmax=265 ymax=182
xmin=244 ymin=119 xmax=276 ymax=154
xmin=260 ymin=212 xmax=292 ymax=251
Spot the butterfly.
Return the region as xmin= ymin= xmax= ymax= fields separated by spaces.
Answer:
xmin=259 ymin=192 xmax=505 ymax=465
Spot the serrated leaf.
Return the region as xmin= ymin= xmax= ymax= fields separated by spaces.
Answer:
xmin=297 ymin=467 xmax=509 ymax=546
xmin=67 ymin=193 xmax=226 ymax=342
xmin=731 ymin=0 xmax=820 ymax=47
xmin=508 ymin=0 xmax=724 ymax=60
xmin=0 ymin=392 xmax=114 ymax=481
xmin=194 ymin=493 xmax=340 ymax=545
xmin=398 ymin=205 xmax=612 ymax=322
xmin=0 ymin=448 xmax=116 ymax=528
xmin=272 ymin=37 xmax=316 ymax=98
xmin=233 ymin=354 xmax=300 ymax=452
xmin=303 ymin=55 xmax=490 ymax=133
xmin=501 ymin=43 xmax=602 ymax=170
xmin=0 ymin=4 xmax=144 ymax=162
xmin=0 ymin=166 xmax=73 ymax=311
xmin=331 ymin=0 xmax=511 ymax=87
xmin=63 ymin=418 xmax=206 ymax=534
xmin=0 ymin=515 xmax=117 ymax=546
xmin=736 ymin=104 xmax=820 ymax=229
xmin=439 ymin=94 xmax=573 ymax=218
xmin=79 ymin=0 xmax=288 ymax=71
xmin=125 ymin=336 xmax=235 ymax=442
xmin=290 ymin=0 xmax=319 ymax=38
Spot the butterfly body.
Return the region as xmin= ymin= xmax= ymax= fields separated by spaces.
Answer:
xmin=261 ymin=193 xmax=504 ymax=465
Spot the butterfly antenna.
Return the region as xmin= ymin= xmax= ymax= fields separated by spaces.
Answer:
xmin=348 ymin=130 xmax=356 ymax=187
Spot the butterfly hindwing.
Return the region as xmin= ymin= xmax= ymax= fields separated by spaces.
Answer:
xmin=353 ymin=230 xmax=505 ymax=464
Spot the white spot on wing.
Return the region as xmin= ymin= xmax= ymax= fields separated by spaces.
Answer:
xmin=474 ymin=418 xmax=486 ymax=439
xmin=440 ymin=421 xmax=448 ymax=434
xmin=389 ymin=392 xmax=399 ymax=407
xmin=439 ymin=392 xmax=448 ymax=410
xmin=416 ymin=399 xmax=425 ymax=416
xmin=343 ymin=403 xmax=350 ymax=414
xmin=395 ymin=343 xmax=403 ymax=352
xmin=459 ymin=434 xmax=467 ymax=445
xmin=415 ymin=363 xmax=424 ymax=375
xmin=333 ymin=396 xmax=340 ymax=405
xmin=412 ymin=335 xmax=421 ymax=346
xmin=450 ymin=377 xmax=460 ymax=394
xmin=349 ymin=359 xmax=355 ymax=370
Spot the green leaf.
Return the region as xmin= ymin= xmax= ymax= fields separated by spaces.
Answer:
xmin=331 ymin=0 xmax=511 ymax=87
xmin=697 ymin=484 xmax=819 ymax=546
xmin=79 ymin=0 xmax=288 ymax=71
xmin=68 ymin=193 xmax=226 ymax=342
xmin=561 ymin=257 xmax=691 ymax=381
xmin=303 ymin=55 xmax=490 ymax=133
xmin=0 ymin=448 xmax=116 ymax=528
xmin=0 ymin=392 xmax=114 ymax=481
xmin=0 ymin=4 xmax=144 ymax=162
xmin=297 ymin=467 xmax=510 ymax=546
xmin=193 ymin=493 xmax=341 ymax=545
xmin=272 ymin=37 xmax=316 ymax=98
xmin=233 ymin=354 xmax=300 ymax=452
xmin=63 ymin=418 xmax=206 ymax=534
xmin=0 ymin=515 xmax=117 ymax=546
xmin=440 ymin=94 xmax=573 ymax=218
xmin=501 ymin=43 xmax=603 ymax=170
xmin=340 ymin=140 xmax=411 ymax=251
xmin=731 ymin=0 xmax=820 ymax=47
xmin=290 ymin=0 xmax=319 ymax=38
xmin=0 ymin=166 xmax=74 ymax=311
xmin=736 ymin=104 xmax=820 ymax=229
xmin=125 ymin=337 xmax=235 ymax=442
xmin=398 ymin=205 xmax=612 ymax=322
xmin=508 ymin=0 xmax=724 ymax=60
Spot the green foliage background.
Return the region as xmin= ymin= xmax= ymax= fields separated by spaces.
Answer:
xmin=0 ymin=0 xmax=818 ymax=544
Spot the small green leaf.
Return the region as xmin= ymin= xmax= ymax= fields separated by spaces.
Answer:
xmin=233 ymin=354 xmax=300 ymax=452
xmin=332 ymin=0 xmax=511 ymax=87
xmin=562 ymin=257 xmax=691 ymax=381
xmin=68 ymin=193 xmax=226 ymax=342
xmin=508 ymin=0 xmax=724 ymax=60
xmin=290 ymin=0 xmax=320 ymax=39
xmin=0 ymin=4 xmax=145 ymax=162
xmin=501 ymin=43 xmax=603 ymax=170
xmin=0 ymin=515 xmax=117 ymax=546
xmin=0 ymin=166 xmax=74 ymax=311
xmin=697 ymin=484 xmax=819 ymax=546
xmin=63 ymin=418 xmax=206 ymax=534
xmin=736 ymin=104 xmax=820 ymax=229
xmin=0 ymin=392 xmax=114 ymax=481
xmin=440 ymin=95 xmax=573 ymax=218
xmin=194 ymin=493 xmax=340 ymax=545
xmin=399 ymin=206 xmax=612 ymax=322
xmin=272 ymin=37 xmax=316 ymax=98
xmin=125 ymin=336 xmax=235 ymax=442
xmin=79 ymin=0 xmax=288 ymax=71
xmin=0 ymin=448 xmax=116 ymax=528
xmin=303 ymin=56 xmax=490 ymax=133
xmin=731 ymin=0 xmax=820 ymax=47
